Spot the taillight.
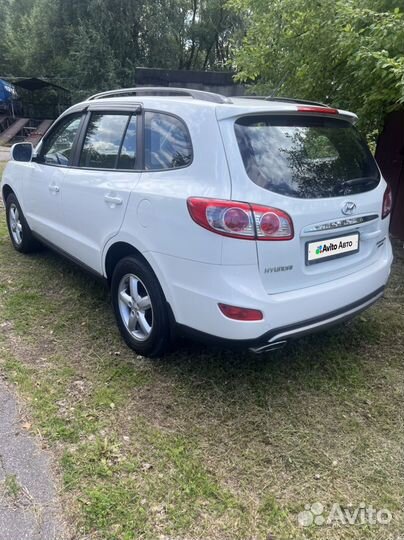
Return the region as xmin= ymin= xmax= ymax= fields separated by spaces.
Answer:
xmin=252 ymin=204 xmax=294 ymax=239
xmin=382 ymin=184 xmax=393 ymax=219
xmin=187 ymin=198 xmax=294 ymax=240
xmin=187 ymin=198 xmax=254 ymax=239
xmin=218 ymin=303 xmax=263 ymax=321
xmin=222 ymin=207 xmax=250 ymax=233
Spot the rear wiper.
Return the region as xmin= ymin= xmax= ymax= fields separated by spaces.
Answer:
xmin=334 ymin=177 xmax=379 ymax=195
xmin=340 ymin=177 xmax=378 ymax=187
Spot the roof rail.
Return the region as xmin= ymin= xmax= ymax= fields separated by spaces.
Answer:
xmin=237 ymin=96 xmax=331 ymax=108
xmin=87 ymin=87 xmax=232 ymax=104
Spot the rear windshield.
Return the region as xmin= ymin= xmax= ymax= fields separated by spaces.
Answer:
xmin=234 ymin=115 xmax=380 ymax=198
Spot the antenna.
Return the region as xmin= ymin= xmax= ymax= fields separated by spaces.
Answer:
xmin=268 ymin=72 xmax=291 ymax=99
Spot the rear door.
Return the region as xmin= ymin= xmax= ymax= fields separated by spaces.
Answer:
xmin=219 ymin=110 xmax=389 ymax=294
xmin=58 ymin=107 xmax=141 ymax=274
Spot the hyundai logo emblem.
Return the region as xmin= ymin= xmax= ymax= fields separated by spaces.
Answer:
xmin=342 ymin=201 xmax=356 ymax=215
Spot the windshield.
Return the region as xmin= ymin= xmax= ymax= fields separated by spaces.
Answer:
xmin=234 ymin=115 xmax=380 ymax=198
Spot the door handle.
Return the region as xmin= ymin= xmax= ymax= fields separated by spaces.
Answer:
xmin=104 ymin=194 xmax=123 ymax=206
xmin=49 ymin=184 xmax=60 ymax=193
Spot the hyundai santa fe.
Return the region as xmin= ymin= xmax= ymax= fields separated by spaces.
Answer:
xmin=1 ymin=87 xmax=393 ymax=357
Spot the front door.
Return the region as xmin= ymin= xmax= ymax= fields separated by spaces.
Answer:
xmin=23 ymin=113 xmax=83 ymax=246
xmin=58 ymin=111 xmax=141 ymax=274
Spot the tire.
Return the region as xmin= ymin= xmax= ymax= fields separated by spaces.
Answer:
xmin=111 ymin=256 xmax=172 ymax=358
xmin=5 ymin=193 xmax=40 ymax=253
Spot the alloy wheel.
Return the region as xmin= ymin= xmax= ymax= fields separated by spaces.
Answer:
xmin=118 ymin=273 xmax=153 ymax=341
xmin=9 ymin=203 xmax=23 ymax=245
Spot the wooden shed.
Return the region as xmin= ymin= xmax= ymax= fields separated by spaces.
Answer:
xmin=134 ymin=67 xmax=245 ymax=97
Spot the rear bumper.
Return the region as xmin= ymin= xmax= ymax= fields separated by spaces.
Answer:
xmin=248 ymin=285 xmax=385 ymax=352
xmin=176 ymin=286 xmax=385 ymax=351
xmin=149 ymin=240 xmax=393 ymax=344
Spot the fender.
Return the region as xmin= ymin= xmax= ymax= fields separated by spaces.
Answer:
xmin=1 ymin=161 xmax=33 ymax=218
xmin=102 ymin=232 xmax=176 ymax=307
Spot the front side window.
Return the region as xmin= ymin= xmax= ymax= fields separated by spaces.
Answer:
xmin=144 ymin=112 xmax=192 ymax=170
xmin=235 ymin=115 xmax=380 ymax=198
xmin=41 ymin=114 xmax=82 ymax=166
xmin=79 ymin=113 xmax=131 ymax=169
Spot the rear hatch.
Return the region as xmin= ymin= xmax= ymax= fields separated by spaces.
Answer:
xmin=218 ymin=105 xmax=388 ymax=294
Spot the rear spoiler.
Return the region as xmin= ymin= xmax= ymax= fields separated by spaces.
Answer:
xmin=216 ymin=104 xmax=358 ymax=124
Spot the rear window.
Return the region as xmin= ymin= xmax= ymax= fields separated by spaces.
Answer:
xmin=235 ymin=115 xmax=380 ymax=198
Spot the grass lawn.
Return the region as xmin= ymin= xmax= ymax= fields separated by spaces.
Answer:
xmin=0 ymin=160 xmax=403 ymax=539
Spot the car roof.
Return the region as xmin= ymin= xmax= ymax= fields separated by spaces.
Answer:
xmin=62 ymin=88 xmax=358 ymax=123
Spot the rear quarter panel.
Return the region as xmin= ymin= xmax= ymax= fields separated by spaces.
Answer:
xmin=113 ymin=102 xmax=232 ymax=265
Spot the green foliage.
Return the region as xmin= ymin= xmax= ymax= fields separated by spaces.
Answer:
xmin=0 ymin=0 xmax=244 ymax=100
xmin=231 ymin=0 xmax=404 ymax=134
xmin=2 ymin=0 xmax=402 ymax=135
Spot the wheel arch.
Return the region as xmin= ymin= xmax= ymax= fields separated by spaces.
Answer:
xmin=104 ymin=242 xmax=171 ymax=299
xmin=104 ymin=242 xmax=146 ymax=284
xmin=104 ymin=240 xmax=177 ymax=330
xmin=2 ymin=184 xmax=15 ymax=203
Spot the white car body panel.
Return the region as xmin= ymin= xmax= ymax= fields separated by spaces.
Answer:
xmin=57 ymin=167 xmax=140 ymax=273
xmin=23 ymin=162 xmax=66 ymax=246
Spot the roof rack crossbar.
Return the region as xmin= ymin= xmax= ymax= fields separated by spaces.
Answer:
xmin=237 ymin=96 xmax=331 ymax=108
xmin=87 ymin=87 xmax=232 ymax=104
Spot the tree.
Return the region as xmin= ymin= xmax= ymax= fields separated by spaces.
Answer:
xmin=0 ymin=0 xmax=244 ymax=99
xmin=230 ymin=0 xmax=404 ymax=135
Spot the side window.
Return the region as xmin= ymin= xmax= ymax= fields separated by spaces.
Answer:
xmin=117 ymin=116 xmax=137 ymax=169
xmin=41 ymin=114 xmax=82 ymax=166
xmin=79 ymin=113 xmax=130 ymax=169
xmin=144 ymin=112 xmax=192 ymax=170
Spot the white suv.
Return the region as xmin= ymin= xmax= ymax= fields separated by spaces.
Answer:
xmin=1 ymin=88 xmax=393 ymax=357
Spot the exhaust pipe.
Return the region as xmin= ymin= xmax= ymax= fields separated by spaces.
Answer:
xmin=249 ymin=340 xmax=287 ymax=354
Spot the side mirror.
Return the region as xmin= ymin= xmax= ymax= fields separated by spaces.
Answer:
xmin=11 ymin=142 xmax=33 ymax=163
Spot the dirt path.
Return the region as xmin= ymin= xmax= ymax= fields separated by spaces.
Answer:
xmin=0 ymin=147 xmax=9 ymax=162
xmin=0 ymin=377 xmax=69 ymax=540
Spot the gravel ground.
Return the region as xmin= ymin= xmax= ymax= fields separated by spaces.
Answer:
xmin=0 ymin=377 xmax=70 ymax=540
